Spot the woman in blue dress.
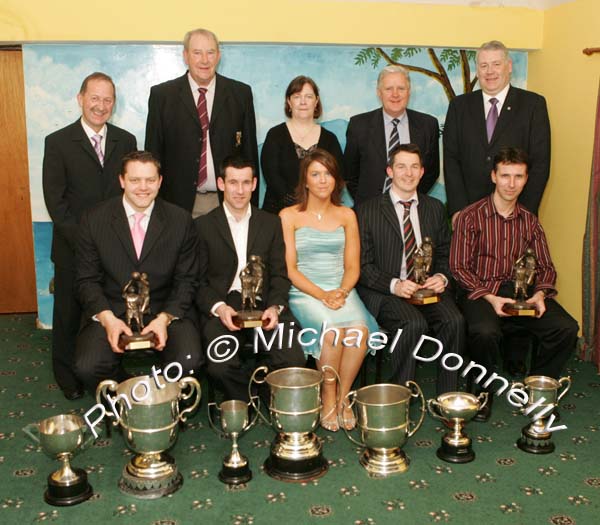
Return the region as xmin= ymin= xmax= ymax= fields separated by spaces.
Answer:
xmin=280 ymin=149 xmax=379 ymax=431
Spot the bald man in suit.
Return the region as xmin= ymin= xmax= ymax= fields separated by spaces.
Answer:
xmin=43 ymin=72 xmax=136 ymax=399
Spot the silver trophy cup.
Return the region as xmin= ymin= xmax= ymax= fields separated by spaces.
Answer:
xmin=23 ymin=414 xmax=95 ymax=506
xmin=96 ymin=374 xmax=201 ymax=498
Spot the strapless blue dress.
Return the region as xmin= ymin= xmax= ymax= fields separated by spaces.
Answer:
xmin=288 ymin=226 xmax=379 ymax=358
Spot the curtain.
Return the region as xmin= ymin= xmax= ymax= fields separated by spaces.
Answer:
xmin=581 ymin=80 xmax=600 ymax=371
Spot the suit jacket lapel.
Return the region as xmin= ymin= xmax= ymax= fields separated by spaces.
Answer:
xmin=468 ymin=91 xmax=489 ymax=149
xmin=103 ymin=124 xmax=118 ymax=165
xmin=179 ymin=73 xmax=201 ymax=129
xmin=111 ymin=199 xmax=138 ymax=264
xmin=370 ymin=108 xmax=387 ymax=166
xmin=71 ymin=120 xmax=103 ymax=166
xmin=381 ymin=193 xmax=403 ymax=243
xmin=407 ymin=109 xmax=423 ymax=149
xmin=211 ymin=74 xmax=228 ymax=129
xmin=213 ymin=205 xmax=237 ymax=255
xmin=138 ymin=200 xmax=166 ymax=263
xmin=246 ymin=207 xmax=260 ymax=256
xmin=490 ymin=85 xmax=517 ymax=146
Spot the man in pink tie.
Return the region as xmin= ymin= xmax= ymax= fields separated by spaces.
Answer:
xmin=42 ymin=72 xmax=137 ymax=400
xmin=73 ymin=151 xmax=203 ymax=394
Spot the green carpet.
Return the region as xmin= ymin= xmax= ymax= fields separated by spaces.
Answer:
xmin=1 ymin=314 xmax=599 ymax=524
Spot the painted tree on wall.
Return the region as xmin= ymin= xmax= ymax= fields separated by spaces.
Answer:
xmin=355 ymin=47 xmax=477 ymax=100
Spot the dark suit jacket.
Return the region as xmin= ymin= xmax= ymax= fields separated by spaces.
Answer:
xmin=145 ymin=72 xmax=259 ymax=211
xmin=195 ymin=205 xmax=290 ymax=316
xmin=42 ymin=120 xmax=137 ymax=269
xmin=344 ymin=108 xmax=440 ymax=204
xmin=356 ymin=192 xmax=451 ymax=317
xmin=75 ymin=196 xmax=198 ymax=322
xmin=260 ymin=123 xmax=344 ymax=213
xmin=443 ymin=85 xmax=551 ymax=216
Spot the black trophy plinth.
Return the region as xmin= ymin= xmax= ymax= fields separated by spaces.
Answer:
xmin=219 ymin=461 xmax=252 ymax=485
xmin=264 ymin=453 xmax=328 ymax=482
xmin=44 ymin=468 xmax=93 ymax=506
xmin=517 ymin=425 xmax=555 ymax=454
xmin=436 ymin=438 xmax=475 ymax=464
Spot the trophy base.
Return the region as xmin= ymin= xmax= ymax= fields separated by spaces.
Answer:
xmin=232 ymin=311 xmax=267 ymax=329
xmin=264 ymin=452 xmax=328 ymax=482
xmin=408 ymin=289 xmax=440 ymax=306
xmin=119 ymin=453 xmax=183 ymax=499
xmin=517 ymin=424 xmax=555 ymax=454
xmin=44 ymin=468 xmax=93 ymax=506
xmin=359 ymin=447 xmax=410 ymax=477
xmin=119 ymin=332 xmax=156 ymax=351
xmin=502 ymin=302 xmax=537 ymax=317
xmin=436 ymin=438 xmax=475 ymax=464
xmin=219 ymin=460 xmax=252 ymax=485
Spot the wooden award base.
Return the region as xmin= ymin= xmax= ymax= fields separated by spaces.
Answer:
xmin=408 ymin=289 xmax=441 ymax=306
xmin=502 ymin=302 xmax=538 ymax=317
xmin=232 ymin=311 xmax=268 ymax=329
xmin=119 ymin=332 xmax=157 ymax=351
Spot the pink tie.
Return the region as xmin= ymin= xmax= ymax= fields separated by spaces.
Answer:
xmin=131 ymin=212 xmax=145 ymax=259
xmin=91 ymin=134 xmax=104 ymax=166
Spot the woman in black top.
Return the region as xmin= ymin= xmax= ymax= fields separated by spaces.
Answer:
xmin=261 ymin=75 xmax=344 ymax=214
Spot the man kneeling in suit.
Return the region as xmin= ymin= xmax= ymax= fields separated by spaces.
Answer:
xmin=74 ymin=151 xmax=203 ymax=394
xmin=356 ymin=144 xmax=465 ymax=395
xmin=195 ymin=156 xmax=305 ymax=401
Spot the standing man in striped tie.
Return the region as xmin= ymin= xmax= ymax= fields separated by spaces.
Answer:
xmin=344 ymin=65 xmax=440 ymax=206
xmin=42 ymin=72 xmax=137 ymax=400
xmin=356 ymin=144 xmax=464 ymax=395
xmin=145 ymin=28 xmax=259 ymax=217
xmin=73 ymin=151 xmax=203 ymax=394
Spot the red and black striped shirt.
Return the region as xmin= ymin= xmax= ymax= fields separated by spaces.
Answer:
xmin=450 ymin=196 xmax=556 ymax=300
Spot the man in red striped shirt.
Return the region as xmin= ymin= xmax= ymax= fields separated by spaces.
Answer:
xmin=450 ymin=147 xmax=578 ymax=420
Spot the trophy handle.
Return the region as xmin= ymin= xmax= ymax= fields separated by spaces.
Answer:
xmin=340 ymin=390 xmax=365 ymax=448
xmin=556 ymin=376 xmax=572 ymax=403
xmin=477 ymin=391 xmax=489 ymax=411
xmin=243 ymin=396 xmax=261 ymax=434
xmin=248 ymin=366 xmax=271 ymax=426
xmin=511 ymin=381 xmax=525 ymax=390
xmin=406 ymin=380 xmax=426 ymax=438
xmin=95 ymin=379 xmax=119 ymax=420
xmin=426 ymin=399 xmax=445 ymax=422
xmin=178 ymin=376 xmax=202 ymax=423
xmin=22 ymin=422 xmax=40 ymax=444
xmin=207 ymin=402 xmax=226 ymax=438
xmin=80 ymin=424 xmax=99 ymax=450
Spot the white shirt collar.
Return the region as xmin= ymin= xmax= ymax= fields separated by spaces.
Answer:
xmin=188 ymin=72 xmax=216 ymax=96
xmin=389 ymin=187 xmax=419 ymax=205
xmin=482 ymin=83 xmax=510 ymax=109
xmin=122 ymin=196 xmax=155 ymax=219
xmin=223 ymin=202 xmax=252 ymax=223
xmin=80 ymin=117 xmax=107 ymax=140
xmin=383 ymin=109 xmax=407 ymax=125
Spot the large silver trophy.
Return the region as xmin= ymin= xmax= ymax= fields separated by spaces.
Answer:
xmin=342 ymin=382 xmax=425 ymax=476
xmin=249 ymin=366 xmax=340 ymax=482
xmin=96 ymin=374 xmax=201 ymax=498
xmin=512 ymin=375 xmax=571 ymax=454
xmin=208 ymin=399 xmax=259 ymax=485
xmin=427 ymin=392 xmax=488 ymax=463
xmin=23 ymin=414 xmax=94 ymax=506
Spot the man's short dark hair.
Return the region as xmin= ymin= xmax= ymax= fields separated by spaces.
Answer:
xmin=493 ymin=147 xmax=529 ymax=172
xmin=79 ymin=72 xmax=116 ymax=96
xmin=387 ymin=143 xmax=423 ymax=168
xmin=220 ymin=156 xmax=256 ymax=179
xmin=120 ymin=151 xmax=161 ymax=175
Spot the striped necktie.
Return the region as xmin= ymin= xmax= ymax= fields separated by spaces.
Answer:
xmin=401 ymin=200 xmax=416 ymax=279
xmin=383 ymin=118 xmax=401 ymax=193
xmin=197 ymin=87 xmax=210 ymax=187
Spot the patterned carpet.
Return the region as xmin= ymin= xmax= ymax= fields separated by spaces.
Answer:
xmin=1 ymin=314 xmax=599 ymax=525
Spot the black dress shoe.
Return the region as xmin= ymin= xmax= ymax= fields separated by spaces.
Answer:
xmin=473 ymin=395 xmax=493 ymax=422
xmin=63 ymin=388 xmax=84 ymax=401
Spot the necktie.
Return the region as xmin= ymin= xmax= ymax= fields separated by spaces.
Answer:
xmin=401 ymin=200 xmax=416 ymax=279
xmin=197 ymin=87 xmax=210 ymax=188
xmin=383 ymin=118 xmax=401 ymax=193
xmin=486 ymin=97 xmax=499 ymax=143
xmin=131 ymin=212 xmax=145 ymax=259
xmin=91 ymin=134 xmax=104 ymax=166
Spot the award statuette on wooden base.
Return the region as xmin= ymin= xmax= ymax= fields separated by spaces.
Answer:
xmin=408 ymin=288 xmax=440 ymax=306
xmin=118 ymin=271 xmax=156 ymax=350
xmin=406 ymin=237 xmax=440 ymax=306
xmin=233 ymin=255 xmax=269 ymax=329
xmin=232 ymin=311 xmax=268 ymax=329
xmin=502 ymin=248 xmax=539 ymax=317
xmin=502 ymin=300 xmax=538 ymax=317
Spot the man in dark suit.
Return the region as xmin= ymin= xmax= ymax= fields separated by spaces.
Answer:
xmin=344 ymin=65 xmax=439 ymax=205
xmin=195 ymin=156 xmax=305 ymax=401
xmin=356 ymin=144 xmax=464 ymax=395
xmin=444 ymin=40 xmax=551 ymax=376
xmin=42 ymin=72 xmax=137 ymax=400
xmin=444 ymin=40 xmax=551 ymax=222
xmin=73 ymin=151 xmax=203 ymax=394
xmin=145 ymin=28 xmax=259 ymax=217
